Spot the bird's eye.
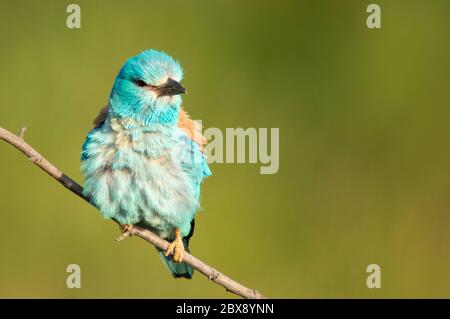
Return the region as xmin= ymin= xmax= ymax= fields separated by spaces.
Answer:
xmin=133 ymin=79 xmax=147 ymax=87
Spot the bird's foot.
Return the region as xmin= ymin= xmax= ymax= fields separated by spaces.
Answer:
xmin=116 ymin=224 xmax=134 ymax=242
xmin=164 ymin=228 xmax=185 ymax=263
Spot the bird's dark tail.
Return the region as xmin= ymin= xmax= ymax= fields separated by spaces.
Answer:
xmin=157 ymin=237 xmax=193 ymax=279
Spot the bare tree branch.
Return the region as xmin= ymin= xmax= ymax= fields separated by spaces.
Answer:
xmin=0 ymin=125 xmax=266 ymax=299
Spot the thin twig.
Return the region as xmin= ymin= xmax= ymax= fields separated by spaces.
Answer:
xmin=18 ymin=126 xmax=27 ymax=139
xmin=0 ymin=125 xmax=266 ymax=299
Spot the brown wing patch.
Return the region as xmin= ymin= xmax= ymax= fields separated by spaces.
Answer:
xmin=93 ymin=105 xmax=109 ymax=128
xmin=178 ymin=107 xmax=207 ymax=152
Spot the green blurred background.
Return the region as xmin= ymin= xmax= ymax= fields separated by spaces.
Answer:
xmin=0 ymin=0 xmax=449 ymax=298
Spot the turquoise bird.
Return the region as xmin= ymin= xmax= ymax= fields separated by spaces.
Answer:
xmin=81 ymin=49 xmax=211 ymax=278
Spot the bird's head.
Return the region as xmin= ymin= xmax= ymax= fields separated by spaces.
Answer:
xmin=108 ymin=49 xmax=186 ymax=125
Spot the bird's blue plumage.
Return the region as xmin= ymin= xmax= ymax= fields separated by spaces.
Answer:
xmin=81 ymin=50 xmax=211 ymax=277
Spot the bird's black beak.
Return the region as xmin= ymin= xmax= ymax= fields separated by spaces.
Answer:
xmin=157 ymin=78 xmax=187 ymax=97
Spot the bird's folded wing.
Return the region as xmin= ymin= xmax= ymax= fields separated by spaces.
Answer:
xmin=178 ymin=134 xmax=212 ymax=200
xmin=177 ymin=108 xmax=207 ymax=152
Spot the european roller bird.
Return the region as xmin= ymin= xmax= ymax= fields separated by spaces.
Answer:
xmin=81 ymin=50 xmax=211 ymax=278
